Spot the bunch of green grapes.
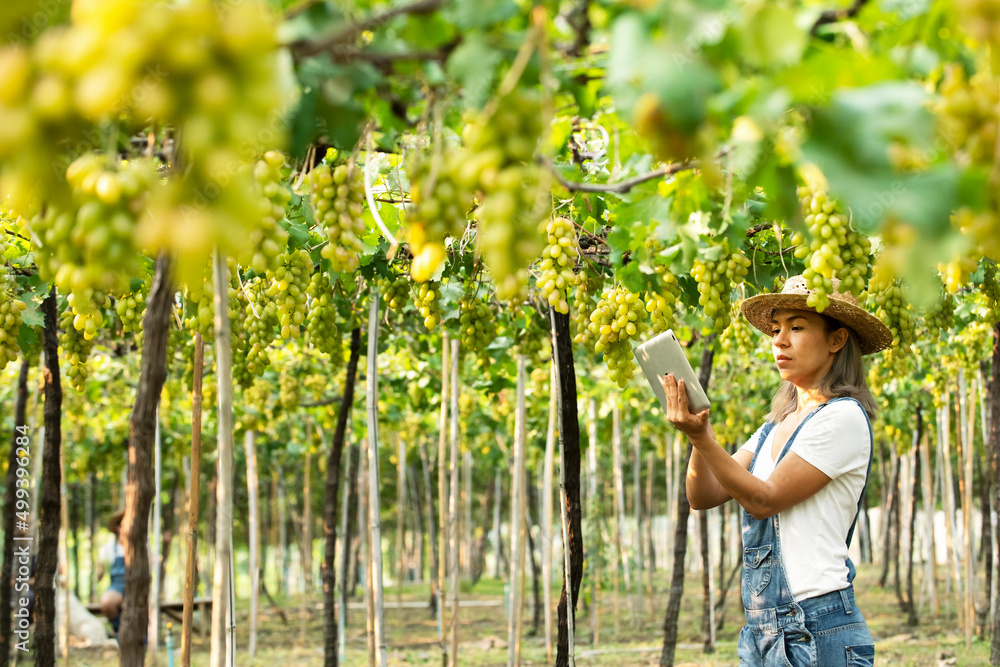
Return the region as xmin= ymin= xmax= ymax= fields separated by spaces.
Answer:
xmin=304 ymin=372 xmax=327 ymax=402
xmin=414 ymin=281 xmax=443 ymax=330
xmin=266 ymin=247 xmax=311 ymax=340
xmin=957 ymin=0 xmax=1000 ymax=43
xmin=537 ymin=217 xmax=580 ymax=315
xmin=950 ymin=207 xmax=999 ymax=266
xmin=242 ymin=378 xmax=272 ymax=431
xmin=721 ymin=300 xmax=756 ymax=359
xmin=792 ymin=184 xmax=871 ymax=310
xmin=866 ymin=266 xmax=915 ymax=359
xmin=279 ymin=366 xmax=301 ymax=412
xmin=691 ymin=242 xmax=751 ymax=333
xmin=59 ymin=308 xmax=96 ymax=392
xmin=183 ymin=281 xmax=215 ymax=339
xmin=249 ymin=150 xmax=291 ymax=275
xmin=30 ymin=154 xmax=157 ymax=301
xmin=458 ymin=294 xmax=496 ymax=355
xmin=572 ymin=273 xmax=604 ymax=353
xmin=588 ymin=286 xmax=646 ymax=388
xmin=935 ymin=65 xmax=998 ymax=166
xmin=0 ymin=287 xmax=27 ymax=370
xmin=66 ymin=290 xmax=110 ymax=341
xmin=305 ymin=271 xmax=341 ymax=358
xmin=512 ymin=306 xmax=550 ymax=362
xmin=645 ymin=269 xmax=681 ymax=334
xmin=115 ymin=283 xmax=147 ymax=347
xmin=923 ymin=289 xmax=956 ymax=338
xmin=229 ymin=282 xmax=255 ymax=390
xmin=982 ymin=261 xmax=1000 ymax=324
xmin=310 ymin=163 xmax=367 ymax=274
xmin=379 ymin=273 xmax=410 ymax=313
xmin=405 ymin=153 xmax=476 ymax=283
xmin=465 ymin=90 xmax=549 ymax=301
xmin=243 ymin=277 xmax=277 ymax=380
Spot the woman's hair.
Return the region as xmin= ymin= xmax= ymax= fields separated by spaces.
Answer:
xmin=766 ymin=313 xmax=878 ymax=423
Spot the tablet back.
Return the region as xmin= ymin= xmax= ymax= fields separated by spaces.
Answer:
xmin=633 ymin=330 xmax=711 ymax=413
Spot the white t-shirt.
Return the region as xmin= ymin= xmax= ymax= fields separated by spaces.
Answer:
xmin=738 ymin=401 xmax=870 ymax=601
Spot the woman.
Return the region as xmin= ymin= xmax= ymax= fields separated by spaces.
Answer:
xmin=663 ymin=275 xmax=891 ymax=667
xmin=98 ymin=510 xmax=126 ymax=635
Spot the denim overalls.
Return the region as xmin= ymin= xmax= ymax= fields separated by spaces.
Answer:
xmin=737 ymin=397 xmax=875 ymax=667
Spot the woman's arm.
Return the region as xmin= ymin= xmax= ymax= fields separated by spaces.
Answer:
xmin=664 ymin=374 xmax=832 ymax=518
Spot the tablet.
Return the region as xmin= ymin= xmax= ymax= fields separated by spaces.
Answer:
xmin=633 ymin=329 xmax=711 ymax=414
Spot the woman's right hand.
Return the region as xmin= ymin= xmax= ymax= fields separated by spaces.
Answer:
xmin=662 ymin=373 xmax=712 ymax=441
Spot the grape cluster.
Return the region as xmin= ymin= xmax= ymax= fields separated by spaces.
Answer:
xmin=0 ymin=287 xmax=27 ymax=371
xmin=458 ymin=294 xmax=496 ymax=355
xmin=465 ymin=90 xmax=549 ymax=301
xmin=572 ymin=273 xmax=603 ymax=354
xmin=512 ymin=306 xmax=550 ymax=363
xmin=414 ymin=281 xmax=443 ymax=330
xmin=115 ymin=283 xmax=147 ymax=347
xmin=229 ymin=281 xmax=256 ymax=390
xmin=66 ymin=290 xmax=110 ymax=341
xmin=645 ymin=269 xmax=681 ymax=334
xmin=242 ymin=277 xmax=277 ymax=381
xmin=691 ymin=242 xmax=751 ymax=333
xmin=537 ymin=217 xmax=580 ymax=315
xmin=31 ymin=154 xmax=157 ymax=301
xmin=866 ymin=266 xmax=915 ymax=361
xmin=183 ymin=280 xmax=215 ymax=340
xmin=59 ymin=308 xmax=96 ymax=392
xmin=405 ymin=153 xmax=475 ymax=282
xmin=981 ymin=261 xmax=1000 ymax=324
xmin=266 ymin=247 xmax=311 ymax=340
xmin=379 ymin=273 xmax=410 ymax=313
xmin=792 ymin=184 xmax=871 ymax=310
xmin=935 ymin=65 xmax=998 ymax=166
xmin=588 ymin=286 xmax=647 ymax=388
xmin=721 ymin=300 xmax=756 ymax=359
xmin=310 ymin=163 xmax=367 ymax=274
xmin=923 ymin=289 xmax=956 ymax=338
xmin=305 ymin=271 xmax=341 ymax=358
xmin=249 ymin=150 xmax=291 ymax=275
xmin=949 ymin=207 xmax=999 ymax=268
xmin=279 ymin=366 xmax=301 ymax=412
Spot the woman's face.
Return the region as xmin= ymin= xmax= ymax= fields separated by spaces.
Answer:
xmin=769 ymin=309 xmax=847 ymax=389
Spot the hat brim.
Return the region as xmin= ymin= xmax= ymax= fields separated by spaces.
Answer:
xmin=740 ymin=292 xmax=894 ymax=355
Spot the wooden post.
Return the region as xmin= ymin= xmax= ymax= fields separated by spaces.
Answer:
xmin=447 ymin=338 xmax=461 ymax=667
xmin=586 ymin=399 xmax=599 ymax=647
xmin=633 ymin=424 xmax=643 ymax=628
xmin=398 ymin=434 xmax=407 ymax=604
xmin=181 ymin=333 xmax=205 ymax=667
xmin=366 ymin=291 xmax=388 ymax=667
xmin=149 ymin=411 xmax=162 ymax=660
xmin=611 ymin=404 xmax=633 ymax=627
xmin=507 ymin=356 xmax=528 ymax=667
xmin=437 ymin=333 xmax=450 ymax=659
xmin=542 ymin=362 xmax=556 ymax=660
xmin=246 ymin=430 xmax=261 ymax=656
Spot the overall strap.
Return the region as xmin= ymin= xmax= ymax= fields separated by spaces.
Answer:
xmin=748 ymin=421 xmax=778 ymax=474
xmin=825 ymin=397 xmax=873 ymax=549
xmin=773 ymin=401 xmax=835 ymax=465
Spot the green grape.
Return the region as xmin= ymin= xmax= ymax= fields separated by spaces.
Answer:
xmin=115 ymin=282 xmax=148 ymax=348
xmin=242 ymin=277 xmax=277 ymax=380
xmin=458 ymin=294 xmax=496 ymax=355
xmin=242 ymin=377 xmax=272 ymax=431
xmin=249 ymin=150 xmax=292 ymax=275
xmin=0 ymin=287 xmax=27 ymax=370
xmin=414 ymin=281 xmax=443 ymax=330
xmin=588 ymin=285 xmax=647 ymax=388
xmin=266 ymin=247 xmax=311 ymax=340
xmin=406 ymin=152 xmax=476 ymax=283
xmin=572 ymin=273 xmax=603 ymax=354
xmin=792 ymin=183 xmax=871 ymax=310
xmin=645 ymin=269 xmax=680 ymax=334
xmin=935 ymin=65 xmax=999 ymax=167
xmin=279 ymin=366 xmax=301 ymax=412
xmin=305 ymin=271 xmax=342 ymax=360
xmin=66 ymin=289 xmax=110 ymax=341
xmin=310 ymin=163 xmax=367 ymax=274
xmin=378 ymin=273 xmax=410 ymax=313
xmin=59 ymin=308 xmax=96 ymax=392
xmin=537 ymin=217 xmax=580 ymax=315
xmin=511 ymin=306 xmax=550 ymax=363
xmin=304 ymin=372 xmax=326 ymax=402
xmin=691 ymin=241 xmax=751 ymax=333
xmin=982 ymin=261 xmax=1000 ymax=324
xmin=923 ymin=287 xmax=956 ymax=338
xmin=866 ymin=265 xmax=915 ymax=363
xmin=230 ymin=282 xmax=255 ymax=390
xmin=183 ymin=278 xmax=215 ymax=340
xmin=721 ymin=300 xmax=756 ymax=359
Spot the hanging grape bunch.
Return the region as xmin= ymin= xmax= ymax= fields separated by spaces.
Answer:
xmin=405 ymin=152 xmax=476 ymax=283
xmin=379 ymin=272 xmax=410 ymax=313
xmin=465 ymin=89 xmax=549 ymax=301
xmin=939 ymin=208 xmax=998 ymax=292
xmin=66 ymin=290 xmax=110 ymax=341
xmin=183 ymin=277 xmax=214 ymax=340
xmin=0 ymin=285 xmax=27 ymax=371
xmin=572 ymin=272 xmax=604 ymax=354
xmin=691 ymin=240 xmax=751 ymax=333
xmin=115 ymin=283 xmax=148 ymax=347
xmin=537 ymin=217 xmax=580 ymax=315
xmin=229 ymin=280 xmax=255 ymax=390
xmin=865 ymin=265 xmax=915 ymax=362
xmin=458 ymin=293 xmax=496 ymax=356
xmin=792 ymin=183 xmax=871 ymax=311
xmin=31 ymin=154 xmax=158 ymax=301
xmin=512 ymin=306 xmax=550 ymax=363
xmin=414 ymin=281 xmax=443 ymax=330
xmin=279 ymin=365 xmax=301 ymax=412
xmin=645 ymin=268 xmax=681 ymax=334
xmin=243 ymin=277 xmax=278 ymax=381
xmin=250 ymin=150 xmax=292 ymax=275
xmin=305 ymin=271 xmax=342 ymax=360
xmin=721 ymin=300 xmax=756 ymax=358
xmin=588 ymin=285 xmax=647 ymax=388
xmin=923 ymin=288 xmax=956 ymax=338
xmin=935 ymin=65 xmax=999 ymax=166
xmin=59 ymin=307 xmax=97 ymax=392
xmin=310 ymin=162 xmax=367 ymax=273
xmin=982 ymin=261 xmax=1000 ymax=324
xmin=266 ymin=247 xmax=311 ymax=340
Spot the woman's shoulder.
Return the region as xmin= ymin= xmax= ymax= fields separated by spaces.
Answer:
xmin=820 ymin=398 xmax=870 ymax=424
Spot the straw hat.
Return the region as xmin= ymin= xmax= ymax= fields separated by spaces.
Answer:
xmin=106 ymin=510 xmax=126 ymax=533
xmin=740 ymin=275 xmax=893 ymax=355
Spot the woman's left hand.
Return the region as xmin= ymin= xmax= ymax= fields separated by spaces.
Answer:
xmin=662 ymin=373 xmax=711 ymax=441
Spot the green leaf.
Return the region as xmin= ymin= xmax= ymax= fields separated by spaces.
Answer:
xmin=446 ymin=39 xmax=504 ymax=110
xmin=740 ymin=5 xmax=807 ymax=69
xmin=441 ymin=0 xmax=518 ymax=30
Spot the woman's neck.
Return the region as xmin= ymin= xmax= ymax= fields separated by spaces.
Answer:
xmin=795 ymin=385 xmax=828 ymax=413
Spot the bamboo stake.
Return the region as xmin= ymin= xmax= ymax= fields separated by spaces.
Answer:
xmin=919 ymin=403 xmax=937 ymax=618
xmin=633 ymin=423 xmax=643 ymax=628
xmin=645 ymin=451 xmax=656 ymax=621
xmin=437 ymin=333 xmax=450 ymax=657
xmin=361 ymin=439 xmax=375 ymax=667
xmin=463 ymin=449 xmax=472 ymax=579
xmin=963 ymin=372 xmax=977 ymax=645
xmin=245 ymin=430 xmax=260 ymax=656
xmin=447 ymin=338 xmax=461 ymax=667
xmin=59 ymin=440 xmax=69 ymax=664
xmin=366 ymin=291 xmax=388 ymax=667
xmin=611 ymin=404 xmax=633 ymax=628
xmin=587 ymin=399 xmax=599 ymax=646
xmin=941 ymin=397 xmax=964 ymax=625
xmin=181 ymin=333 xmax=204 ymax=667
xmin=542 ymin=362 xmax=556 ymax=660
xmin=398 ymin=434 xmax=407 ymax=604
xmin=507 ymin=356 xmax=528 ymax=667
xmin=210 ymin=249 xmax=235 ymax=667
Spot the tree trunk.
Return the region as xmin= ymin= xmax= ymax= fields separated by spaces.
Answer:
xmin=906 ymin=406 xmax=923 ymax=626
xmin=586 ymin=399 xmax=599 ymax=646
xmin=879 ymin=445 xmax=900 ymax=589
xmin=0 ymin=359 xmax=30 ymax=667
xmin=338 ymin=442 xmax=359 ymax=662
xmin=246 ymin=430 xmax=261 ymax=656
xmin=209 ymin=250 xmax=235 ymax=667
xmin=149 ymin=415 xmax=162 ymax=661
xmin=181 ymin=332 xmax=205 ymax=667
xmin=550 ymin=309 xmax=582 ymax=667
xmin=659 ymin=335 xmax=715 ymax=667
xmin=70 ymin=484 xmax=80 ymax=601
xmin=508 ymin=356 xmax=528 ymax=665
xmin=700 ymin=508 xmax=715 ymax=652
xmin=323 ymin=328 xmax=361 ymax=667
xmin=119 ymin=255 xmax=172 ymax=667
xmin=541 ymin=361 xmax=555 ymax=657
xmin=987 ymin=322 xmax=1000 ymax=665
xmin=397 ymin=434 xmax=407 ymax=604
xmin=418 ymin=437 xmax=438 ymax=613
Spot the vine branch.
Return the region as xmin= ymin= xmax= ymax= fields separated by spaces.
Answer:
xmin=544 ymin=157 xmax=699 ymax=194
xmin=291 ymin=0 xmax=444 ymax=58
xmin=810 ymin=0 xmax=870 ymax=35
